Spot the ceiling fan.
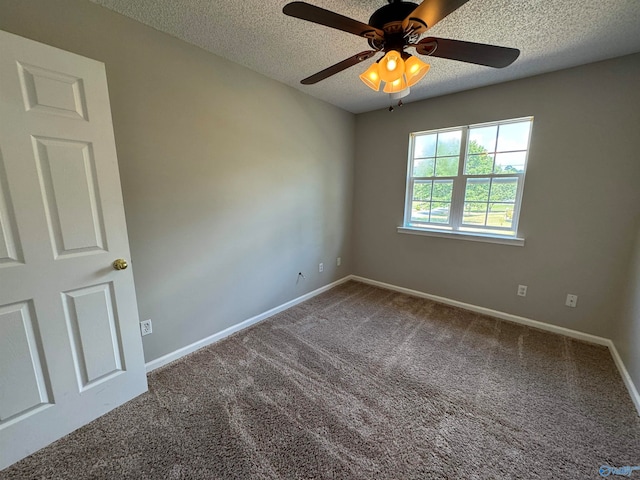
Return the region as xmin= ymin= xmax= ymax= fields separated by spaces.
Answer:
xmin=283 ymin=0 xmax=520 ymax=105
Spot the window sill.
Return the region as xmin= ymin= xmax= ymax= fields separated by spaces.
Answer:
xmin=397 ymin=226 xmax=525 ymax=246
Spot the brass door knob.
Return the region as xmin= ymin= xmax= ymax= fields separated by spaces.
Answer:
xmin=113 ymin=259 xmax=128 ymax=270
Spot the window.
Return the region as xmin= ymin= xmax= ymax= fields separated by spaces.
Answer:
xmin=402 ymin=117 xmax=533 ymax=243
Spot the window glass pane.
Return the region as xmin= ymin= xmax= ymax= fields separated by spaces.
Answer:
xmin=464 ymin=178 xmax=490 ymax=203
xmin=432 ymin=180 xmax=453 ymax=202
xmin=435 ymin=156 xmax=458 ymax=177
xmin=489 ymin=177 xmax=518 ymax=203
xmin=436 ymin=130 xmax=462 ymax=157
xmin=412 ymin=181 xmax=432 ymax=201
xmin=430 ymin=203 xmax=451 ymax=223
xmin=413 ymin=158 xmax=435 ymax=177
xmin=411 ymin=201 xmax=431 ymax=222
xmin=468 ymin=126 xmax=497 ymax=153
xmin=494 ymin=152 xmax=526 ymax=173
xmin=463 ymin=202 xmax=488 ymax=225
xmin=497 ymin=122 xmax=531 ymax=152
xmin=487 ymin=203 xmax=514 ymax=228
xmin=465 ymin=154 xmax=494 ymax=175
xmin=414 ymin=134 xmax=436 ymax=158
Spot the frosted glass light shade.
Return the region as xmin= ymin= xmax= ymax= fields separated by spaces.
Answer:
xmin=383 ymin=75 xmax=408 ymax=93
xmin=405 ymin=56 xmax=430 ymax=87
xmin=379 ymin=51 xmax=405 ymax=83
xmin=359 ymin=63 xmax=381 ymax=91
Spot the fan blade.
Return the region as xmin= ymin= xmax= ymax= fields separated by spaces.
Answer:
xmin=283 ymin=2 xmax=384 ymax=41
xmin=301 ymin=51 xmax=377 ymax=85
xmin=402 ymin=0 xmax=470 ymax=34
xmin=416 ymin=37 xmax=520 ymax=68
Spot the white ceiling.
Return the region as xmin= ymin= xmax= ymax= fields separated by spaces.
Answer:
xmin=90 ymin=0 xmax=640 ymax=114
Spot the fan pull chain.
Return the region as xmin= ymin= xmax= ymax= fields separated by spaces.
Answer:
xmin=388 ymin=100 xmax=404 ymax=112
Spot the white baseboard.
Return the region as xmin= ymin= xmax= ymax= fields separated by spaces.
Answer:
xmin=350 ymin=276 xmax=610 ymax=345
xmin=145 ymin=276 xmax=352 ymax=373
xmin=351 ymin=275 xmax=640 ymax=416
xmin=606 ymin=340 xmax=640 ymax=415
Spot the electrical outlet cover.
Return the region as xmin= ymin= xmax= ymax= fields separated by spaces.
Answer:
xmin=140 ymin=319 xmax=152 ymax=336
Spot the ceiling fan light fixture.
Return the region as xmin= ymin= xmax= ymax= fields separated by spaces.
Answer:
xmin=359 ymin=62 xmax=382 ymax=91
xmin=379 ymin=50 xmax=405 ymax=83
xmin=405 ymin=56 xmax=430 ymax=87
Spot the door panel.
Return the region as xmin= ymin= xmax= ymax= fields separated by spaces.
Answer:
xmin=0 ymin=301 xmax=51 ymax=421
xmin=0 ymin=158 xmax=22 ymax=266
xmin=33 ymin=136 xmax=107 ymax=257
xmin=62 ymin=283 xmax=124 ymax=390
xmin=17 ymin=62 xmax=89 ymax=120
xmin=0 ymin=29 xmax=147 ymax=470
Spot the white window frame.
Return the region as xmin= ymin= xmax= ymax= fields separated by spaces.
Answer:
xmin=399 ymin=117 xmax=533 ymax=246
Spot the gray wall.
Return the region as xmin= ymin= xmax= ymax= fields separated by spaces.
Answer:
xmin=353 ymin=53 xmax=640 ymax=339
xmin=2 ymin=0 xmax=639 ymax=387
xmin=616 ymin=226 xmax=640 ymax=392
xmin=0 ymin=0 xmax=355 ymax=362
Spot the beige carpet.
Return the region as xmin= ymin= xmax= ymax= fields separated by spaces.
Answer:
xmin=3 ymin=280 xmax=640 ymax=479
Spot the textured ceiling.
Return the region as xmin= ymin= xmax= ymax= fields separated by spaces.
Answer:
xmin=90 ymin=0 xmax=640 ymax=113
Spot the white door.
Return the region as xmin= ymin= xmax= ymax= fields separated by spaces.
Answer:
xmin=0 ymin=30 xmax=147 ymax=470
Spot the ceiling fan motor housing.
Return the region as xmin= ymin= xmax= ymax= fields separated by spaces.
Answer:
xmin=369 ymin=1 xmax=419 ymax=28
xmin=368 ymin=1 xmax=420 ymax=51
